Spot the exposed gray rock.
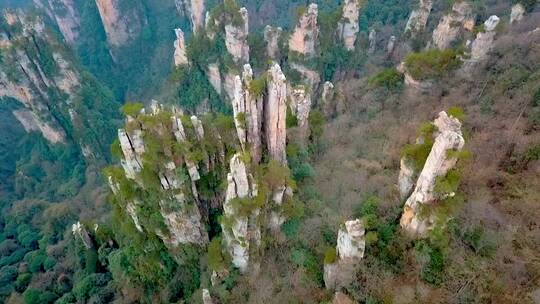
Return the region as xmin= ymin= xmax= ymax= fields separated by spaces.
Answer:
xmin=290 ymin=62 xmax=321 ymax=88
xmin=207 ymin=63 xmax=222 ymax=95
xmin=95 ymin=0 xmax=144 ymax=47
xmin=430 ymin=1 xmax=475 ymax=49
xmin=510 ymin=3 xmax=525 ymax=24
xmin=34 ymin=0 xmax=80 ymax=44
xmin=289 ymin=85 xmax=312 ymax=139
xmin=400 ymin=111 xmax=465 ymax=237
xmin=72 ymin=222 xmax=93 ymax=249
xmin=368 ymin=28 xmax=376 ymax=53
xmin=321 ymin=81 xmax=335 ymax=117
xmin=468 ymin=15 xmax=500 ymax=62
xmin=337 ymin=0 xmax=361 ymax=50
xmin=202 ymin=289 xmax=214 ymax=304
xmin=398 ymin=157 xmax=416 ymax=200
xmin=387 ymin=35 xmax=396 ymax=56
xmin=159 ymin=194 xmax=208 ymax=246
xmin=176 ymin=0 xmax=206 ymax=33
xmin=337 ymin=219 xmax=365 ymax=260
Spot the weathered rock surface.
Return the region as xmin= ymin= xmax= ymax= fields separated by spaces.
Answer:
xmin=333 ymin=292 xmax=355 ymax=304
xmin=337 ymin=219 xmax=365 ymax=260
xmin=289 ymin=3 xmax=318 ymax=57
xmin=510 ymin=3 xmax=525 ymax=24
xmin=338 ymin=0 xmax=361 ymax=50
xmin=368 ymin=29 xmax=376 ymax=53
xmin=397 ymin=62 xmax=433 ymax=92
xmin=321 ymin=81 xmax=335 ymax=117
xmin=264 ymin=25 xmax=282 ymax=59
xmin=202 ymin=289 xmax=214 ymax=304
xmin=222 ymin=154 xmax=259 ymax=272
xmin=400 ymin=111 xmax=465 ymax=237
xmin=159 ymin=195 xmax=208 ymax=246
xmin=176 ymin=0 xmax=206 ymax=33
xmin=324 ymin=219 xmax=365 ymax=290
xmin=34 ymin=0 xmax=80 ymax=44
xmin=398 ymin=157 xmax=416 ymax=200
xmin=405 ymin=0 xmax=433 ymax=36
xmin=232 ymin=65 xmax=263 ymax=163
xmin=387 ymin=35 xmax=396 ymax=56
xmin=72 ymin=222 xmax=93 ymax=249
xmin=289 ymin=85 xmax=312 ymax=139
xmin=265 ymin=63 xmax=288 ymax=165
xmin=225 ymin=7 xmax=249 ymax=64
xmin=290 ymin=62 xmax=321 ymax=88
xmin=95 ymin=0 xmax=144 ymax=47
xmin=12 ymin=109 xmax=65 ymax=144
xmin=207 ymin=63 xmax=222 ymax=95
xmin=469 ymin=15 xmax=500 ymax=62
xmin=173 ymin=28 xmax=188 ymax=66
xmin=430 ymin=1 xmax=475 ymax=49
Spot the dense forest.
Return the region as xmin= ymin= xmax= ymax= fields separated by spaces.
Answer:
xmin=0 ymin=0 xmax=539 ymax=303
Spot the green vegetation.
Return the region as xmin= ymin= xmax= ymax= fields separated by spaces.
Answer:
xmin=404 ymin=49 xmax=462 ymax=80
xmin=368 ymin=68 xmax=404 ymax=91
xmin=323 ymin=247 xmax=337 ymax=264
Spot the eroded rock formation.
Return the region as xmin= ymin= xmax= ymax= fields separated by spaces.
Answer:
xmin=72 ymin=222 xmax=93 ymax=249
xmin=174 ymin=28 xmax=188 ymax=66
xmin=338 ymin=0 xmax=361 ymax=50
xmin=400 ymin=111 xmax=465 ymax=237
xmin=324 ymin=219 xmax=366 ymax=290
xmin=289 ymin=85 xmax=312 ymax=140
xmin=405 ymin=0 xmax=433 ymax=36
xmin=34 ymin=0 xmax=80 ymax=44
xmin=510 ymin=3 xmax=525 ymax=24
xmin=264 ymin=25 xmax=282 ymax=59
xmin=224 ymin=7 xmax=249 ymax=64
xmin=430 ymin=1 xmax=475 ymax=49
xmin=468 ymin=15 xmax=500 ymax=62
xmin=265 ymin=63 xmax=288 ymax=165
xmin=387 ymin=35 xmax=396 ymax=56
xmin=398 ymin=157 xmax=416 ymax=200
xmin=368 ymin=29 xmax=376 ymax=53
xmin=95 ymin=0 xmax=144 ymax=47
xmin=289 ymin=3 xmax=318 ymax=57
xmin=207 ymin=63 xmax=222 ymax=95
xmin=221 ymin=154 xmax=259 ymax=272
xmin=176 ymin=0 xmax=206 ymax=34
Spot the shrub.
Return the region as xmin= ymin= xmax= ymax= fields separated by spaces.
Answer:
xmin=281 ymin=218 xmax=301 ymax=239
xmin=207 ymin=237 xmax=227 ymax=271
xmin=249 ymin=75 xmax=267 ymax=97
xmin=120 ymin=102 xmax=144 ymax=117
xmin=14 ymin=272 xmax=31 ymax=292
xmin=416 ymin=242 xmax=445 ymax=285
xmin=463 ymin=226 xmax=497 ymax=257
xmin=447 ymin=106 xmax=465 ymax=121
xmin=286 ymin=106 xmax=298 ymax=128
xmin=323 ymin=247 xmax=337 ymax=264
xmin=368 ymin=68 xmax=404 ymax=91
xmin=404 ymin=49 xmax=462 ymax=80
xmin=434 ymin=169 xmax=461 ymax=195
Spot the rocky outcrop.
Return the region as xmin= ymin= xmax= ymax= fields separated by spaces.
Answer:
xmin=430 ymin=1 xmax=475 ymax=49
xmin=324 ymin=219 xmax=365 ymax=290
xmin=173 ymin=28 xmax=188 ymax=66
xmin=400 ymin=111 xmax=465 ymax=237
xmin=289 ymin=3 xmax=318 ymax=57
xmin=202 ymin=289 xmax=214 ymax=304
xmin=34 ymin=0 xmax=80 ymax=45
xmin=404 ymin=0 xmax=433 ymax=36
xmin=265 ymin=63 xmax=288 ymax=165
xmin=159 ymin=195 xmax=208 ymax=246
xmin=232 ymin=65 xmax=263 ymax=163
xmin=176 ymin=0 xmax=206 ymax=34
xmin=12 ymin=110 xmax=65 ymax=144
xmin=289 ymin=85 xmax=312 ymax=139
xmin=337 ymin=0 xmax=361 ymax=50
xmin=368 ymin=29 xmax=376 ymax=53
xmin=510 ymin=4 xmax=525 ymax=24
xmin=387 ymin=35 xmax=396 ymax=56
xmin=468 ymin=15 xmax=500 ymax=62
xmin=95 ymin=0 xmax=144 ymax=47
xmin=321 ymin=81 xmax=335 ymax=117
xmin=224 ymin=7 xmax=249 ymax=64
xmin=118 ymin=128 xmax=143 ymax=179
xmin=207 ymin=63 xmax=222 ymax=95
xmin=264 ymin=25 xmax=282 ymax=59
xmin=221 ymin=154 xmax=259 ymax=272
xmin=397 ymin=62 xmax=433 ymax=92
xmin=72 ymin=222 xmax=93 ymax=249
xmin=290 ymin=62 xmax=321 ymax=88
xmin=398 ymin=157 xmax=416 ymax=200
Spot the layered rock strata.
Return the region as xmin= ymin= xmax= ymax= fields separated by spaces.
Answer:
xmin=174 ymin=28 xmax=188 ymax=66
xmin=95 ymin=0 xmax=145 ymax=47
xmin=265 ymin=63 xmax=288 ymax=165
xmin=404 ymin=0 xmax=433 ymax=36
xmin=224 ymin=7 xmax=249 ymax=64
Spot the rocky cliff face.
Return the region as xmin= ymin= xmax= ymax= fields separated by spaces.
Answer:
xmin=232 ymin=64 xmax=263 ymax=163
xmin=398 ymin=157 xmax=416 ymax=200
xmin=174 ymin=28 xmax=188 ymax=66
xmin=400 ymin=111 xmax=465 ymax=237
xmin=430 ymin=1 xmax=474 ymax=49
xmin=95 ymin=0 xmax=144 ymax=47
xmin=71 ymin=222 xmax=94 ymax=249
xmin=368 ymin=28 xmax=376 ymax=53
xmin=264 ymin=25 xmax=282 ymax=59
xmin=176 ymin=0 xmax=205 ymax=34
xmin=510 ymin=3 xmax=525 ymax=24
xmin=289 ymin=3 xmax=318 ymax=57
xmin=0 ymin=11 xmax=80 ymax=144
xmin=265 ymin=63 xmax=288 ymax=165
xmin=468 ymin=15 xmax=500 ymax=62
xmin=34 ymin=0 xmax=80 ymax=45
xmin=221 ymin=154 xmax=260 ymax=272
xmin=289 ymin=85 xmax=312 ymax=140
xmin=337 ymin=0 xmax=361 ymax=50
xmin=324 ymin=219 xmax=366 ymax=290
xmin=404 ymin=0 xmax=433 ymax=37
xmin=224 ymin=7 xmax=249 ymax=64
